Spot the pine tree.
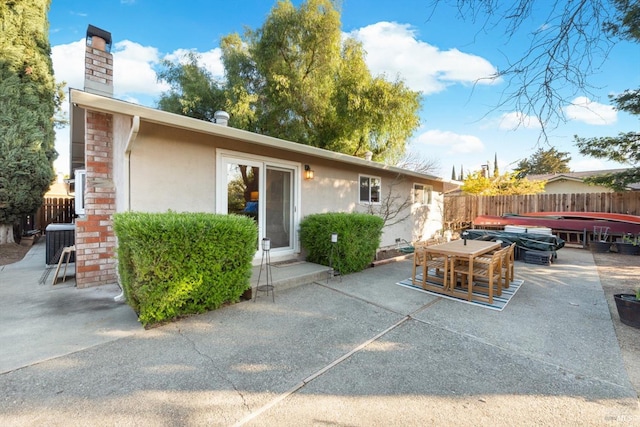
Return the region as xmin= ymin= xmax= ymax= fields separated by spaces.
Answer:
xmin=0 ymin=0 xmax=57 ymax=244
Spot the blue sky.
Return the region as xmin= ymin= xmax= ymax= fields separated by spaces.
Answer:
xmin=48 ymin=0 xmax=640 ymax=178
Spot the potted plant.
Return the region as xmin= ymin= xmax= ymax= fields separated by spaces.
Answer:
xmin=614 ymin=289 xmax=640 ymax=328
xmin=615 ymin=233 xmax=640 ymax=255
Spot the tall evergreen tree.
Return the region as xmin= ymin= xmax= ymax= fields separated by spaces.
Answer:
xmin=493 ymin=152 xmax=499 ymax=177
xmin=0 ymin=0 xmax=57 ymax=244
xmin=451 ymin=165 xmax=456 ymax=181
xmin=514 ymin=147 xmax=571 ymax=179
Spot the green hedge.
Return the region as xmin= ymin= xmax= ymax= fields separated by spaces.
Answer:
xmin=299 ymin=212 xmax=383 ymax=274
xmin=113 ymin=212 xmax=257 ymax=327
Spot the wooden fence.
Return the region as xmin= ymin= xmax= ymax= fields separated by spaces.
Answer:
xmin=34 ymin=197 xmax=75 ymax=230
xmin=444 ymin=192 xmax=640 ymax=229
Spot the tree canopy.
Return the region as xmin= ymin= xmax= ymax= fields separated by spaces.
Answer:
xmin=461 ymin=170 xmax=546 ymax=195
xmin=0 ymin=0 xmax=58 ymax=244
xmin=157 ymin=0 xmax=421 ymax=164
xmin=575 ymin=88 xmax=640 ymax=191
xmin=514 ymin=147 xmax=572 ymax=178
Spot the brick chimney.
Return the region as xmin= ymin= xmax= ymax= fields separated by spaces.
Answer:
xmin=74 ymin=25 xmax=117 ymax=288
xmin=84 ymin=25 xmax=113 ymax=97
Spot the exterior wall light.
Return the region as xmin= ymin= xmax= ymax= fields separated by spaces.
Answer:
xmin=304 ymin=164 xmax=314 ymax=180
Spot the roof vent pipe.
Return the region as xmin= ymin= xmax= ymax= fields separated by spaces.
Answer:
xmin=364 ymin=151 xmax=373 ymax=161
xmin=214 ymin=111 xmax=230 ymax=126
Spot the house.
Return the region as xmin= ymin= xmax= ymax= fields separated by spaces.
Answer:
xmin=69 ymin=25 xmax=445 ymax=288
xmin=527 ymin=169 xmax=640 ymax=194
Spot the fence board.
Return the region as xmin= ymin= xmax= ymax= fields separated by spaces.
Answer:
xmin=444 ymin=192 xmax=640 ymax=229
xmin=35 ymin=197 xmax=75 ymax=230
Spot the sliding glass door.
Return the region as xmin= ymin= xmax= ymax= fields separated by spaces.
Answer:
xmin=217 ymin=152 xmax=298 ymax=258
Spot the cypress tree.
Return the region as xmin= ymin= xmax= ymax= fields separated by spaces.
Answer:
xmin=0 ymin=0 xmax=57 ymax=244
xmin=451 ymin=165 xmax=456 ymax=181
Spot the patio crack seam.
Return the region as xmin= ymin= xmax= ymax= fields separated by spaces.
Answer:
xmin=232 ymin=314 xmax=415 ymax=427
xmin=411 ymin=318 xmax=633 ymax=393
xmin=175 ymin=327 xmax=251 ymax=414
xmin=314 ymin=280 xmax=444 ymax=316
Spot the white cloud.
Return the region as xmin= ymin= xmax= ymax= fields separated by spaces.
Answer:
xmin=348 ymin=22 xmax=499 ymax=94
xmin=164 ymin=48 xmax=225 ymax=79
xmin=565 ymin=96 xmax=617 ymax=125
xmin=497 ymin=112 xmax=542 ymax=130
xmin=51 ymin=39 xmax=86 ymax=91
xmin=51 ymin=38 xmax=170 ymax=102
xmin=113 ymin=40 xmax=169 ymax=96
xmin=414 ymin=129 xmax=484 ymax=154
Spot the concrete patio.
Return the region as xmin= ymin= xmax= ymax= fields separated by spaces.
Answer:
xmin=0 ymin=241 xmax=638 ymax=426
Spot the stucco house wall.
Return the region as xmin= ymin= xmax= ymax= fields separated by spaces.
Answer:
xmin=542 ymin=179 xmax=613 ymax=194
xmin=124 ymin=119 xmax=443 ymax=248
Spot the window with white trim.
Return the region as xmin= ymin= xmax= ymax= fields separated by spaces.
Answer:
xmin=359 ymin=175 xmax=381 ymax=204
xmin=413 ymin=183 xmax=432 ymax=205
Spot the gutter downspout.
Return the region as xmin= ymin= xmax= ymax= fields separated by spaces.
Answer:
xmin=124 ymin=115 xmax=140 ymax=211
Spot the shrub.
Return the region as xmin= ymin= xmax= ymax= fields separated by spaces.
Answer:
xmin=113 ymin=212 xmax=257 ymax=327
xmin=299 ymin=212 xmax=383 ymax=274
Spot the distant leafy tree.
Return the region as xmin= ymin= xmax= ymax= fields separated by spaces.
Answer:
xmin=0 ymin=0 xmax=58 ymax=244
xmin=575 ymin=88 xmax=640 ymax=191
xmin=157 ymin=52 xmax=227 ymax=122
xmin=514 ymin=147 xmax=571 ymax=179
xmin=461 ymin=170 xmax=545 ymax=195
xmin=158 ymin=0 xmax=421 ymax=164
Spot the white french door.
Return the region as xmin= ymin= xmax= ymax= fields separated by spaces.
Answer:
xmin=217 ymin=151 xmax=299 ymax=259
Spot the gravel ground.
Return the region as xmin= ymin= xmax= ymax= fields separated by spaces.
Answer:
xmin=592 ymin=251 xmax=640 ymax=396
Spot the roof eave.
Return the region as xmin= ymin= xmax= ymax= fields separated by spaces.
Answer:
xmin=70 ymin=89 xmax=443 ymax=183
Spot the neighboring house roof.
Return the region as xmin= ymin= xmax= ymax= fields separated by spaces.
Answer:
xmin=527 ymin=169 xmax=640 ymax=191
xmin=70 ymin=89 xmax=444 ymax=184
xmin=45 ymin=176 xmax=72 ymax=198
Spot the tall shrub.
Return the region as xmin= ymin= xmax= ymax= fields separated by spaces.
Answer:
xmin=299 ymin=212 xmax=383 ymax=274
xmin=114 ymin=212 xmax=257 ymax=326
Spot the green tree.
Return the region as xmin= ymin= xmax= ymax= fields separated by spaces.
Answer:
xmin=158 ymin=0 xmax=421 ymax=164
xmin=0 ymin=0 xmax=58 ymax=244
xmin=514 ymin=147 xmax=572 ymax=178
xmin=575 ymin=88 xmax=640 ymax=191
xmin=157 ymin=52 xmax=227 ymax=122
xmin=461 ymin=170 xmax=546 ymax=195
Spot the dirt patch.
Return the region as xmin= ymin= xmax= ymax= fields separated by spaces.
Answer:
xmin=592 ymin=251 xmax=640 ymax=397
xmin=0 ymin=243 xmax=32 ymax=266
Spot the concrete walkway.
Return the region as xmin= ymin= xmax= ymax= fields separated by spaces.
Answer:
xmin=1 ymin=242 xmax=638 ymax=426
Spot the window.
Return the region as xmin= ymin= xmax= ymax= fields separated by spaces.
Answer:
xmin=359 ymin=175 xmax=381 ymax=204
xmin=413 ymin=183 xmax=432 ymax=205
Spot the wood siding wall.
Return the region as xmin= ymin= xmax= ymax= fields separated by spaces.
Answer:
xmin=444 ymin=192 xmax=640 ymax=229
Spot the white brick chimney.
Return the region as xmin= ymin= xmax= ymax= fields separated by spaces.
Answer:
xmin=84 ymin=25 xmax=113 ymax=97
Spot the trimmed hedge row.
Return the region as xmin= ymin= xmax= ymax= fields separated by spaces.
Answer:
xmin=299 ymin=212 xmax=383 ymax=274
xmin=113 ymin=212 xmax=257 ymax=327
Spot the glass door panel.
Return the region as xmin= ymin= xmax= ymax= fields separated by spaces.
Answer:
xmin=265 ymin=167 xmax=292 ymax=249
xmin=226 ymin=162 xmax=260 ymax=221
